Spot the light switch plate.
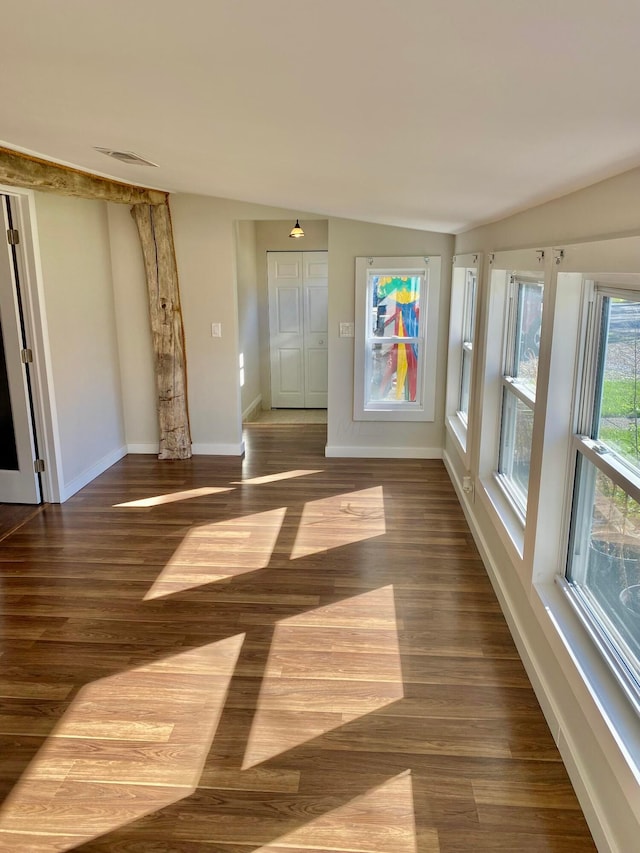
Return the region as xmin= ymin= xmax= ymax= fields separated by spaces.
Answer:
xmin=211 ymin=323 xmax=222 ymax=338
xmin=339 ymin=322 xmax=354 ymax=337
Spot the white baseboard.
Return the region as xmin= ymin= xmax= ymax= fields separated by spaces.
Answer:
xmin=127 ymin=442 xmax=246 ymax=457
xmin=192 ymin=442 xmax=245 ymax=456
xmin=127 ymin=443 xmax=160 ymax=454
xmin=59 ymin=444 xmax=127 ymax=502
xmin=325 ymin=445 xmax=442 ymax=459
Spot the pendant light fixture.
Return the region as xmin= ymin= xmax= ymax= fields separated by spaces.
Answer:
xmin=289 ymin=219 xmax=304 ymax=239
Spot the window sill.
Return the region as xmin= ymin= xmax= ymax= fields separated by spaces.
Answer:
xmin=446 ymin=413 xmax=468 ymax=458
xmin=354 ymin=404 xmax=434 ymax=422
xmin=478 ymin=473 xmax=525 ymax=562
xmin=558 ymin=576 xmax=640 ymax=717
xmin=534 ymin=579 xmax=640 ymax=786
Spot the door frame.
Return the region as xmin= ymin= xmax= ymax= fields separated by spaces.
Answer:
xmin=1 ymin=185 xmax=61 ymax=502
xmin=267 ymin=250 xmax=328 ymax=409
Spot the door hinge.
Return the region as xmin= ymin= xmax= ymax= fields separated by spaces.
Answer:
xmin=20 ymin=348 xmax=33 ymax=364
xmin=34 ymin=459 xmax=45 ymax=473
xmin=7 ymin=228 xmax=19 ymax=245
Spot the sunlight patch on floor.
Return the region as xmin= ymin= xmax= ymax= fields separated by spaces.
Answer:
xmin=144 ymin=507 xmax=287 ymax=599
xmin=0 ymin=635 xmax=245 ymax=852
xmin=232 ymin=468 xmax=324 ymax=486
xmin=256 ymin=772 xmax=424 ymax=853
xmin=291 ymin=486 xmax=386 ymax=559
xmin=113 ymin=486 xmax=233 ymax=508
xmin=242 ymin=585 xmax=403 ymax=769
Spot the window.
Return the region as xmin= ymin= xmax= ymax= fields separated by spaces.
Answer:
xmin=567 ymin=287 xmax=640 ymax=700
xmin=459 ymin=267 xmax=477 ymax=424
xmin=367 ymin=272 xmax=423 ymax=405
xmin=496 ymin=276 xmax=543 ymax=516
xmin=354 ymin=256 xmax=440 ymax=421
xmin=446 ymin=254 xmax=481 ymax=459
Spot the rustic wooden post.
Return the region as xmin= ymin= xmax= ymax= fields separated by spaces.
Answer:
xmin=131 ymin=203 xmax=192 ymax=459
xmin=0 ymin=145 xmax=192 ymax=460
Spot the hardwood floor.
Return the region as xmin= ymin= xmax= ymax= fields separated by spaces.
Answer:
xmin=0 ymin=425 xmax=596 ymax=852
xmin=0 ymin=503 xmax=44 ymax=543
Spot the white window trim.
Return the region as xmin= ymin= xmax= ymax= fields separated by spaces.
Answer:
xmin=471 ymin=239 xmax=640 ymax=833
xmin=495 ymin=272 xmax=544 ymax=521
xmin=561 ymin=275 xmax=640 ymax=710
xmin=478 ymin=472 xmax=526 ymax=560
xmin=354 ymin=256 xmax=440 ymax=422
xmin=445 ymin=253 xmax=481 ymax=463
xmin=476 ymin=248 xmax=549 ymax=564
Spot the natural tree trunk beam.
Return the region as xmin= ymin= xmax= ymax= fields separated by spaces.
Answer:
xmin=131 ymin=203 xmax=192 ymax=459
xmin=0 ymin=146 xmax=167 ymax=205
xmin=1 ymin=145 xmax=190 ymax=461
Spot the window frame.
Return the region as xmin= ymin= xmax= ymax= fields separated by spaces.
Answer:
xmin=563 ymin=277 xmax=640 ymax=709
xmin=354 ymin=256 xmax=440 ymax=422
xmin=445 ymin=253 xmax=481 ymax=460
xmin=459 ymin=266 xmax=477 ymax=424
xmin=475 ymin=248 xmax=550 ymax=563
xmin=495 ymin=274 xmax=544 ymax=520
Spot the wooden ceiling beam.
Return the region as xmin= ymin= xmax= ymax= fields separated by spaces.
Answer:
xmin=0 ymin=146 xmax=167 ymax=205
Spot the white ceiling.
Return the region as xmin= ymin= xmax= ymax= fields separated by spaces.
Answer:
xmin=3 ymin=0 xmax=640 ymax=233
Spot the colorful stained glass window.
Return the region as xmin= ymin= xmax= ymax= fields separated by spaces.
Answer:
xmin=366 ymin=273 xmax=424 ymax=405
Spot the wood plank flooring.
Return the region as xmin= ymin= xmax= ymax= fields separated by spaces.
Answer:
xmin=0 ymin=425 xmax=597 ymax=852
xmin=0 ymin=504 xmax=44 ymax=544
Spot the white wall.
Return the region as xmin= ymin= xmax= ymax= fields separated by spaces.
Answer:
xmin=105 ymin=195 xmax=331 ymax=456
xmin=105 ymin=195 xmax=453 ymax=457
xmin=169 ymin=195 xmax=322 ymax=454
xmin=34 ymin=192 xmax=126 ymax=499
xmin=111 ymin=196 xmax=454 ymax=458
xmin=235 ymin=220 xmax=260 ymax=418
xmin=107 ymin=203 xmax=158 ymax=452
xmin=447 ymin=165 xmax=640 ymax=853
xmin=327 ymin=217 xmax=454 ymax=457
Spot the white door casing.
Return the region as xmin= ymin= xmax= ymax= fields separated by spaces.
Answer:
xmin=268 ymin=251 xmax=328 ymax=408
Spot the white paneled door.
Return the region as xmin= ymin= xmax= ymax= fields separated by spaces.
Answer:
xmin=0 ymin=195 xmax=41 ymax=503
xmin=268 ymin=251 xmax=328 ymax=408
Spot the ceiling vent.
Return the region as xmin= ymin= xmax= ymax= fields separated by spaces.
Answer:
xmin=94 ymin=147 xmax=158 ymax=167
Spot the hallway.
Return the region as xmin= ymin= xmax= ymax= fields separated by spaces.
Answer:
xmin=0 ymin=425 xmax=595 ymax=851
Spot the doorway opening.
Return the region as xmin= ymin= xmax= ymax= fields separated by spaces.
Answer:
xmin=267 ymin=250 xmax=328 ymax=410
